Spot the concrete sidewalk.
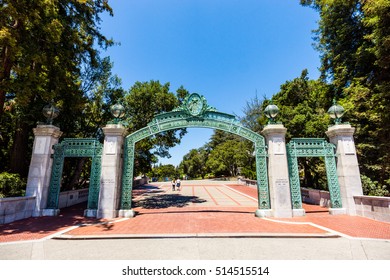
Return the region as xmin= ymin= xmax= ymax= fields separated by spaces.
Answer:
xmin=1 ymin=236 xmax=390 ymax=260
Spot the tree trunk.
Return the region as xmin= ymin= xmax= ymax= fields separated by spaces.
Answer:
xmin=302 ymin=160 xmax=314 ymax=189
xmin=0 ymin=89 xmax=6 ymax=116
xmin=0 ymin=46 xmax=13 ymax=116
xmin=9 ymin=121 xmax=30 ymax=177
xmin=67 ymin=158 xmax=87 ymax=190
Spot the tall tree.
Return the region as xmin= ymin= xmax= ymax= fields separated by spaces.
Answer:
xmin=239 ymin=94 xmax=268 ymax=133
xmin=208 ymin=130 xmax=237 ymax=149
xmin=61 ymin=57 xmax=124 ymax=191
xmin=123 ymin=80 xmax=188 ymax=175
xmin=179 ymin=147 xmax=210 ymax=179
xmin=301 ymin=0 xmax=390 ymax=188
xmin=301 ymin=0 xmax=374 ymax=93
xmin=0 ymin=0 xmax=113 ymax=175
xmin=270 ymin=70 xmax=331 ymax=189
xmin=272 ymin=70 xmax=331 ymax=140
xmin=206 ymin=139 xmax=249 ymax=177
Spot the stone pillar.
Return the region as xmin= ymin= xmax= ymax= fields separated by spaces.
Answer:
xmin=26 ymin=125 xmax=62 ymax=217
xmin=261 ymin=124 xmax=293 ymax=218
xmin=326 ymin=124 xmax=363 ymax=215
xmin=97 ymin=124 xmax=127 ymax=219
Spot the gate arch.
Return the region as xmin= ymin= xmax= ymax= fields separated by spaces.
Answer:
xmin=120 ymin=93 xmax=270 ymax=213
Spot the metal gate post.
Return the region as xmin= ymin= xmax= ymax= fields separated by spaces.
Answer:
xmin=118 ymin=138 xmax=136 ymax=218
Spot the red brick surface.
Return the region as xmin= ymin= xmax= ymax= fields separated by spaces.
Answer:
xmin=67 ymin=206 xmax=326 ymax=236
xmin=1 ymin=183 xmax=390 ymax=242
xmin=0 ymin=204 xmax=106 ymax=243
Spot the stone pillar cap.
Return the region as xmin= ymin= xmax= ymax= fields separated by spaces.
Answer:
xmin=261 ymin=123 xmax=287 ymax=136
xmin=326 ymin=123 xmax=355 ymax=138
xmin=102 ymin=124 xmax=128 ymax=136
xmin=33 ymin=124 xmax=62 ymax=138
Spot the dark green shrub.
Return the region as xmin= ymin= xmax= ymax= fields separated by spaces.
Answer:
xmin=0 ymin=172 xmax=26 ymax=198
xmin=361 ymin=175 xmax=389 ymax=197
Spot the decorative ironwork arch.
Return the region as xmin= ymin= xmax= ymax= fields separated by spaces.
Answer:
xmin=286 ymin=138 xmax=342 ymax=209
xmin=46 ymin=138 xmax=103 ymax=210
xmin=121 ymin=93 xmax=270 ymax=211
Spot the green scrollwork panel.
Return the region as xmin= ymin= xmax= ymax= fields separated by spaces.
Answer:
xmin=87 ymin=144 xmax=103 ymax=209
xmin=255 ymin=143 xmax=270 ymax=209
xmin=46 ymin=138 xmax=103 ymax=210
xmin=324 ymin=155 xmax=342 ymax=208
xmin=47 ymin=145 xmax=65 ymax=208
xmin=121 ymin=93 xmax=269 ymax=211
xmin=287 ymin=154 xmax=302 ymax=209
xmin=121 ymin=139 xmax=135 ymax=209
xmin=286 ymin=138 xmax=342 ymax=210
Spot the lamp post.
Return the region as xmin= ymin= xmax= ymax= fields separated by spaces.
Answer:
xmin=42 ymin=102 xmax=59 ymax=125
xmin=110 ymin=103 xmax=125 ymax=124
xmin=327 ymin=99 xmax=345 ymax=125
xmin=264 ymin=101 xmax=279 ymax=124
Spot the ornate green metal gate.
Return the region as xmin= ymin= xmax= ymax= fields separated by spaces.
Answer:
xmin=46 ymin=138 xmax=103 ymax=210
xmin=286 ymin=138 xmax=342 ymax=209
xmin=121 ymin=93 xmax=270 ymax=211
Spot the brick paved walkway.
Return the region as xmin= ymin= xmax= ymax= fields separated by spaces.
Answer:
xmin=1 ymin=182 xmax=390 ymax=243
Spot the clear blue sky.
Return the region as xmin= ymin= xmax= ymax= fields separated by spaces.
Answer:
xmin=100 ymin=0 xmax=320 ymax=166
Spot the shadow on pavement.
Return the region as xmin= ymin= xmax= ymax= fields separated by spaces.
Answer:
xmin=0 ymin=202 xmax=102 ymax=240
xmin=136 ymin=209 xmax=255 ymax=216
xmin=133 ymin=194 xmax=207 ymax=209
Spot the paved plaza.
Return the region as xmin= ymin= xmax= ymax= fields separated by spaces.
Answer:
xmin=1 ymin=181 xmax=390 ymax=260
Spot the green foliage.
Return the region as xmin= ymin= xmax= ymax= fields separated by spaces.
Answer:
xmin=0 ymin=172 xmax=26 ymax=198
xmin=301 ymin=0 xmax=390 ymax=190
xmin=178 ymin=130 xmax=256 ymax=179
xmin=300 ymin=0 xmax=373 ymax=93
xmin=123 ymin=81 xmax=188 ymax=175
xmin=240 ymin=71 xmax=331 ymax=187
xmin=179 ymin=147 xmax=210 ymax=179
xmin=361 ymin=175 xmax=389 ymax=197
xmin=239 ymin=167 xmax=256 ymax=180
xmin=272 ymin=70 xmax=331 ymax=140
xmin=148 ymin=164 xmax=178 ymax=181
xmin=206 ymin=139 xmax=249 ymax=177
xmin=298 ymin=158 xmax=328 ymax=190
xmin=0 ymin=0 xmax=114 ymax=176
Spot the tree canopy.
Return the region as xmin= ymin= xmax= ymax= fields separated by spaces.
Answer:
xmin=123 ymin=80 xmax=188 ymax=175
xmin=0 ymin=0 xmax=114 ymax=176
xmin=301 ymin=0 xmax=390 ymax=192
xmin=1 ymin=0 xmax=388 ymax=197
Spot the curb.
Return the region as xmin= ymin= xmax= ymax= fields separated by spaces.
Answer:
xmin=52 ymin=232 xmax=341 ymax=240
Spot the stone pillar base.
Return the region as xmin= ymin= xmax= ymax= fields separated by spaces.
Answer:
xmin=329 ymin=208 xmax=346 ymax=215
xmin=255 ymin=209 xmax=273 ymax=218
xmin=272 ymin=209 xmax=293 ymax=218
xmin=293 ymin=209 xmax=306 ymax=217
xmin=118 ymin=209 xmax=136 ymax=218
xmin=42 ymin=209 xmax=60 ymax=216
xmin=97 ymin=210 xmax=118 ymax=219
xmin=84 ymin=209 xmax=97 ymax=218
xmin=32 ymin=210 xmax=43 ymax=217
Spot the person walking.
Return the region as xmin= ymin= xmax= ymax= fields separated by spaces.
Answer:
xmin=171 ymin=178 xmax=176 ymax=191
xmin=176 ymin=178 xmax=181 ymax=191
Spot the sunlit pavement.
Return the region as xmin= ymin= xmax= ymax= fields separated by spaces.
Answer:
xmin=1 ymin=181 xmax=390 ymax=260
xmin=1 ymin=180 xmax=390 ymax=243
